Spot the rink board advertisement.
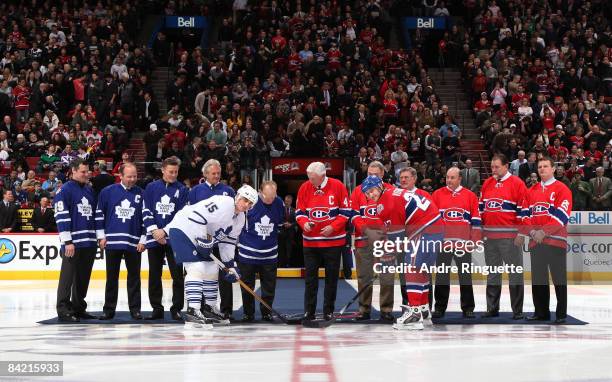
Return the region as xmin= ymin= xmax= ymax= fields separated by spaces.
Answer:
xmin=0 ymin=211 xmax=611 ymax=281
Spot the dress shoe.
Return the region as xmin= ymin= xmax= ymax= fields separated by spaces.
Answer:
xmin=303 ymin=312 xmax=316 ymax=321
xmin=222 ymin=312 xmax=235 ymax=322
xmin=462 ymin=311 xmax=475 ymax=319
xmin=355 ymin=312 xmax=371 ymax=321
xmin=241 ymin=314 xmax=255 ymax=323
xmin=75 ymin=312 xmax=98 ymax=320
xmin=146 ymin=310 xmax=164 ymax=320
xmin=261 ymin=313 xmax=274 ymax=322
xmin=58 ymin=314 xmax=80 ymax=323
xmin=171 ymin=311 xmax=183 ymax=321
xmin=432 ymin=310 xmax=446 ymax=319
xmin=379 ymin=312 xmax=395 ymax=322
xmin=99 ymin=312 xmax=115 ymax=320
xmin=512 ymin=312 xmax=525 ymax=320
xmin=554 ymin=317 xmax=566 ymax=324
xmin=323 ymin=313 xmax=334 ymax=321
xmin=130 ymin=311 xmax=143 ymax=320
xmin=481 ymin=311 xmax=499 ymax=318
xmin=526 ymin=315 xmax=550 ymax=321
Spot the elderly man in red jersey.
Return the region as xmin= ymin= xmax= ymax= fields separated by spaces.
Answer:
xmin=296 ymin=162 xmax=351 ymax=321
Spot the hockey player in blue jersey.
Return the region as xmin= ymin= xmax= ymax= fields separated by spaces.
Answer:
xmin=54 ymin=158 xmax=98 ymax=322
xmin=142 ymin=156 xmax=189 ymax=321
xmin=95 ymin=163 xmax=146 ymax=320
xmin=165 ymin=185 xmax=258 ymax=327
xmin=188 ymin=159 xmax=236 ymax=320
xmin=237 ymin=180 xmax=285 ymax=323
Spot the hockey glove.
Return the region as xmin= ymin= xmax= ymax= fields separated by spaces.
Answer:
xmin=222 ymin=260 xmax=241 ymax=283
xmin=194 ymin=236 xmax=215 ymax=260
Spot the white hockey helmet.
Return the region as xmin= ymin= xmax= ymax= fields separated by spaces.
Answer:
xmin=235 ymin=185 xmax=258 ymax=209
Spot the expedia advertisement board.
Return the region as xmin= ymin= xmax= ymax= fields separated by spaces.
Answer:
xmin=0 ymin=234 xmax=153 ymax=280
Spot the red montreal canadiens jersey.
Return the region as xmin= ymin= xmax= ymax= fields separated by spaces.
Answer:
xmin=520 ymin=178 xmax=572 ymax=249
xmin=350 ymin=182 xmax=394 ymax=248
xmin=432 ymin=186 xmax=482 ymax=242
xmin=296 ymin=177 xmax=350 ymax=248
xmin=375 ymin=187 xmax=442 ymax=240
xmin=479 ymin=172 xmax=527 ymax=239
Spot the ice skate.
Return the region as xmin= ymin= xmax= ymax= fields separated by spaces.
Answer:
xmin=393 ymin=306 xmax=424 ymax=330
xmin=201 ymin=304 xmax=231 ymax=326
xmin=184 ymin=307 xmax=214 ymax=329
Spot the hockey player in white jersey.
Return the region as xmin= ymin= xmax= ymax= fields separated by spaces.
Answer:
xmin=164 ymin=185 xmax=258 ymax=327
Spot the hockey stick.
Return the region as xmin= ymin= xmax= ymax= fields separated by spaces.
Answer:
xmin=302 ymin=277 xmax=376 ymax=328
xmin=209 ymin=254 xmax=302 ymax=325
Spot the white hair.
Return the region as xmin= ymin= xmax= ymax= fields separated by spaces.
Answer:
xmin=201 ymin=159 xmax=221 ymax=174
xmin=306 ymin=161 xmax=327 ymax=176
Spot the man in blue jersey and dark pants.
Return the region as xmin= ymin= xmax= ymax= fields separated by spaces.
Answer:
xmin=143 ymin=156 xmax=188 ymax=320
xmin=237 ymin=181 xmax=284 ymax=322
xmin=189 ymin=159 xmax=236 ymax=320
xmin=54 ymin=158 xmax=98 ymax=322
xmin=96 ymin=163 xmax=146 ymax=320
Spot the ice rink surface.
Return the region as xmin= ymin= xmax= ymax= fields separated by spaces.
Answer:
xmin=1 ymin=279 xmax=611 ymax=382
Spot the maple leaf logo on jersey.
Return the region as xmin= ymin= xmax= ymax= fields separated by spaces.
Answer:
xmin=115 ymin=199 xmax=135 ymax=223
xmin=485 ymin=198 xmax=503 ymax=211
xmin=532 ymin=202 xmax=550 ymax=216
xmin=309 ymin=207 xmax=330 ymax=222
xmin=77 ymin=197 xmax=93 ymax=220
xmin=443 ymin=208 xmax=467 ymax=222
xmin=213 ymin=226 xmax=232 ymax=242
xmin=156 ymin=194 xmax=175 ymax=219
xmin=255 ymin=215 xmax=274 ymax=240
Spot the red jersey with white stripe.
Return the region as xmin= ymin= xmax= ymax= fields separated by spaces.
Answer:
xmin=479 ymin=172 xmax=527 ymax=239
xmin=350 ymin=182 xmax=394 ymax=248
xmin=432 ymin=185 xmax=482 ymax=242
xmin=296 ymin=177 xmax=350 ymax=248
xmin=520 ymin=178 xmax=572 ymax=249
xmin=376 ymin=187 xmax=443 ymax=240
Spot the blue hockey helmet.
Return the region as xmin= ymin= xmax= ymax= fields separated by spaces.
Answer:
xmin=361 ymin=175 xmax=383 ymax=193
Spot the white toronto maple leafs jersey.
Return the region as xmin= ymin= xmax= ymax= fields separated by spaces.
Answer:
xmin=53 ymin=180 xmax=97 ymax=249
xmin=95 ymin=183 xmax=146 ymax=251
xmin=164 ymin=195 xmax=246 ymax=262
xmin=238 ymin=195 xmax=284 ymax=264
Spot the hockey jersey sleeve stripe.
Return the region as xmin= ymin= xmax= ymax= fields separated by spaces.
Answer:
xmin=549 ymin=206 xmax=569 ymax=224
xmin=55 ymin=218 xmax=71 ymax=223
xmin=55 ymin=211 xmax=69 ymax=216
xmin=106 ymin=240 xmax=138 ymax=247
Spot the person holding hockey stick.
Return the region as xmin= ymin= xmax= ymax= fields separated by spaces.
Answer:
xmin=164 ymin=185 xmax=258 ymax=326
xmin=361 ymin=175 xmax=444 ymax=330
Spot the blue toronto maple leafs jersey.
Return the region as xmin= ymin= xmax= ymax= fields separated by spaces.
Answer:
xmin=188 ymin=181 xmax=235 ymax=204
xmin=95 ymin=183 xmax=146 ymax=252
xmin=53 ymin=180 xmax=97 ymax=249
xmin=238 ymin=196 xmax=284 ymax=265
xmin=142 ymin=179 xmax=189 ymax=249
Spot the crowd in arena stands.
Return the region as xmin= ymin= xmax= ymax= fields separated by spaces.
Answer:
xmin=456 ymin=0 xmax=611 ymax=210
xmin=0 ymin=0 xmax=611 ymax=232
